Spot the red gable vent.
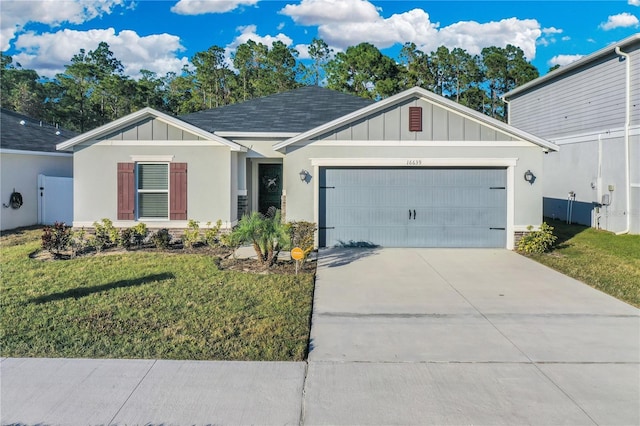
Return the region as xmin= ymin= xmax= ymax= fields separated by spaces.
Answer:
xmin=409 ymin=106 xmax=422 ymax=132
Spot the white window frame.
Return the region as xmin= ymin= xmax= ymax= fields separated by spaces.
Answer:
xmin=136 ymin=162 xmax=170 ymax=221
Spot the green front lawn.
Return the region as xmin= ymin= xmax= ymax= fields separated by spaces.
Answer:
xmin=0 ymin=228 xmax=315 ymax=360
xmin=528 ymin=220 xmax=640 ymax=308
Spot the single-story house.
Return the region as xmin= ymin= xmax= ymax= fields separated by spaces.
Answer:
xmin=1 ymin=108 xmax=76 ymax=231
xmin=504 ymin=34 xmax=639 ymax=234
xmin=57 ymin=85 xmax=558 ymax=249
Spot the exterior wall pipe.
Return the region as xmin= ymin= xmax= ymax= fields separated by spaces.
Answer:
xmin=614 ymin=45 xmax=631 ymax=235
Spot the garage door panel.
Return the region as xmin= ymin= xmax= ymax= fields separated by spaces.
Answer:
xmin=326 ymin=226 xmax=407 ymax=247
xmin=408 ymin=226 xmax=505 ymax=247
xmin=320 ymin=167 xmax=507 ymax=248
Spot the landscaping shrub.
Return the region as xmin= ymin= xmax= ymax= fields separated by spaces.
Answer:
xmin=70 ymin=228 xmax=90 ymax=257
xmin=288 ymin=221 xmax=316 ymax=261
xmin=230 ymin=211 xmax=289 ymax=267
xmin=182 ymin=219 xmax=201 ymax=248
xmin=41 ymin=222 xmax=71 ymax=255
xmin=151 ymin=228 xmax=172 ymax=249
xmin=204 ymin=220 xmax=223 ymax=247
xmin=93 ymin=218 xmax=119 ymax=249
xmin=517 ymin=222 xmax=557 ymax=254
xmin=131 ymin=223 xmax=148 ymax=246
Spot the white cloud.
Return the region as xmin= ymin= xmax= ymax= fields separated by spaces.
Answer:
xmin=281 ymin=0 xmax=542 ymax=59
xmin=542 ymin=27 xmax=563 ymax=35
xmin=599 ymin=12 xmax=639 ymax=30
xmin=295 ymin=43 xmax=310 ymax=59
xmin=549 ymin=54 xmax=584 ymax=67
xmin=227 ymin=24 xmax=293 ymax=49
xmin=280 ymin=0 xmax=380 ymax=25
xmin=171 ymin=0 xmax=259 ymax=15
xmin=562 ymin=36 xmax=571 ymax=41
xmin=0 ymin=0 xmax=128 ymax=51
xmin=629 ymin=0 xmax=640 ymax=6
xmin=11 ymin=28 xmax=189 ymax=79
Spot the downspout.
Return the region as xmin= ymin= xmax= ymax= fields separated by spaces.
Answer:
xmin=614 ymin=46 xmax=631 ymax=235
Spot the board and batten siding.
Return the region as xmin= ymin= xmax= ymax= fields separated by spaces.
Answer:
xmin=100 ymin=117 xmax=205 ymax=141
xmin=508 ymin=42 xmax=640 ymax=139
xmin=317 ymin=98 xmax=517 ymax=142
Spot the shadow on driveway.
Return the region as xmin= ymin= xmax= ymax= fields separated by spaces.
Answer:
xmin=318 ymin=246 xmax=380 ymax=268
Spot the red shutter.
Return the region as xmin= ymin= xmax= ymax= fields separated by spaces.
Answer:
xmin=117 ymin=163 xmax=135 ymax=220
xmin=409 ymin=106 xmax=422 ymax=132
xmin=170 ymin=163 xmax=187 ymax=220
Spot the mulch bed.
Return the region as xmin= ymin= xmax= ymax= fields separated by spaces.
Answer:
xmin=30 ymin=242 xmax=316 ymax=275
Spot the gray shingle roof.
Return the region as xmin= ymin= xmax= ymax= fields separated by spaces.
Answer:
xmin=180 ymin=86 xmax=374 ymax=133
xmin=1 ymin=109 xmax=78 ymax=153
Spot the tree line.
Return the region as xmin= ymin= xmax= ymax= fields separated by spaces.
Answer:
xmin=1 ymin=38 xmax=539 ymax=133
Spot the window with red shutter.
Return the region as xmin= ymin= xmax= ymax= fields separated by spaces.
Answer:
xmin=409 ymin=106 xmax=422 ymax=132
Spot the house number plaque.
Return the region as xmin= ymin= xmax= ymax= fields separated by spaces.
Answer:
xmin=406 ymin=159 xmax=422 ymax=166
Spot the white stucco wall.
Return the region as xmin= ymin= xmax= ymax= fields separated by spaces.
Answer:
xmin=72 ymin=143 xmax=233 ymax=228
xmin=0 ymin=151 xmax=73 ymax=231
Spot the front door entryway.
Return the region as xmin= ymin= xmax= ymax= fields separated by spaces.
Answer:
xmin=258 ymin=164 xmax=282 ymax=215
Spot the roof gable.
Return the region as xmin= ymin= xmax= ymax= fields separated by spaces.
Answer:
xmin=56 ymin=107 xmax=245 ymax=152
xmin=1 ymin=108 xmax=77 ymax=153
xmin=274 ymin=87 xmax=558 ymax=151
xmin=180 ymin=86 xmax=374 ymax=134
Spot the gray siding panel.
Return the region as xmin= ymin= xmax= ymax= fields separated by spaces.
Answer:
xmin=316 ymin=96 xmax=516 ymax=142
xmin=152 ymin=119 xmax=168 ymax=140
xmin=448 ymin=113 xmax=464 ymax=140
xmin=509 ymin=44 xmax=640 ymax=137
xmin=101 ymin=119 xmax=203 ymax=141
xmin=432 ymin=105 xmax=448 ymax=140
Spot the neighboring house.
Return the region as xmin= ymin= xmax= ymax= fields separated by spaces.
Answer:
xmin=58 ymin=85 xmax=557 ymax=249
xmin=1 ymin=109 xmax=76 ymax=231
xmin=504 ymin=34 xmax=639 ymax=234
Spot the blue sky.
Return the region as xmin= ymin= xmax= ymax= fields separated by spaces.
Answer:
xmin=1 ymin=0 xmax=639 ymax=80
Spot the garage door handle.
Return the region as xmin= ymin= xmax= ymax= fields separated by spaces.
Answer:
xmin=490 ymin=227 xmax=506 ymax=230
xmin=409 ymin=209 xmax=412 ymax=220
xmin=413 ymin=210 xmax=416 ymax=220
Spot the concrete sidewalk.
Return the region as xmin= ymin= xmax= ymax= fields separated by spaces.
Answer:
xmin=1 ymin=358 xmax=305 ymax=425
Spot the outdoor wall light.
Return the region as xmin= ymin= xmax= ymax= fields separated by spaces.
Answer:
xmin=524 ymin=169 xmax=536 ymax=184
xmin=299 ymin=169 xmax=309 ymax=182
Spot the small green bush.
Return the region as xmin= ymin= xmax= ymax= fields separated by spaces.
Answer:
xmin=204 ymin=220 xmax=223 ymax=247
xmin=288 ymin=221 xmax=316 ymax=261
xmin=70 ymin=228 xmax=89 ymax=257
xmin=151 ymin=228 xmax=172 ymax=249
xmin=41 ymin=222 xmax=71 ymax=255
xmin=517 ymin=222 xmax=557 ymax=254
xmin=182 ymin=219 xmax=201 ymax=248
xmin=93 ymin=218 xmax=119 ymax=249
xmin=131 ymin=223 xmax=148 ymax=246
xmin=119 ymin=228 xmax=136 ymax=250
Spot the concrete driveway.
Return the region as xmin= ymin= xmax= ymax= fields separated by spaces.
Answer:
xmin=304 ymin=248 xmax=640 ymax=425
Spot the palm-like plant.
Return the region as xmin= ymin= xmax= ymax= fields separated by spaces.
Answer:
xmin=231 ymin=211 xmax=289 ymax=267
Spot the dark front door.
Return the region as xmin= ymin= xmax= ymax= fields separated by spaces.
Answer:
xmin=258 ymin=164 xmax=282 ymax=215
